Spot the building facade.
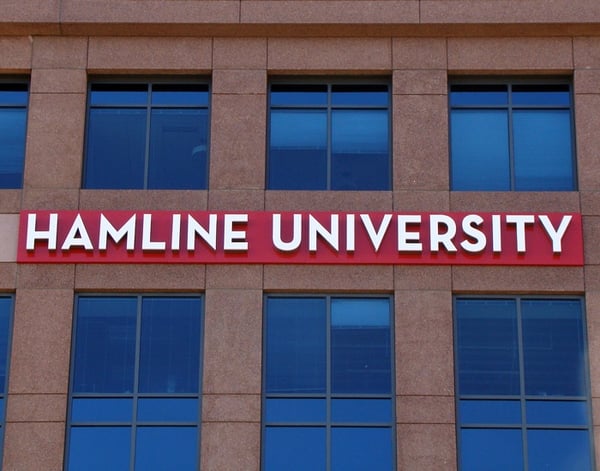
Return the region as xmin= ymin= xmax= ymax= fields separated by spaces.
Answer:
xmin=1 ymin=1 xmax=600 ymax=469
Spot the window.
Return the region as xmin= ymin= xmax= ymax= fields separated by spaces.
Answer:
xmin=83 ymin=82 xmax=210 ymax=189
xmin=0 ymin=297 xmax=13 ymax=465
xmin=268 ymin=81 xmax=391 ymax=190
xmin=450 ymin=80 xmax=575 ymax=191
xmin=263 ymin=296 xmax=395 ymax=471
xmin=454 ymin=297 xmax=594 ymax=471
xmin=0 ymin=83 xmax=28 ymax=188
xmin=66 ymin=296 xmax=203 ymax=471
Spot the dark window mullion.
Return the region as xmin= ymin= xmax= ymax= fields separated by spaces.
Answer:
xmin=196 ymin=296 xmax=204 ymax=470
xmin=270 ymin=104 xmax=328 ymax=110
xmin=507 ymin=85 xmax=517 ymax=191
xmin=325 ymin=296 xmax=332 ymax=471
xmin=0 ymin=297 xmax=13 ymax=469
xmin=150 ymin=104 xmax=208 ymax=110
xmin=130 ymin=296 xmax=144 ymax=471
xmin=512 ymin=105 xmax=571 ymax=110
xmin=515 ymin=297 xmax=529 ymax=471
xmin=451 ymin=105 xmax=509 ymax=110
xmin=70 ymin=421 xmax=133 ymax=427
xmin=88 ymin=104 xmax=148 ymax=109
xmin=142 ymin=85 xmax=153 ymax=190
xmin=326 ymin=86 xmax=333 ymax=190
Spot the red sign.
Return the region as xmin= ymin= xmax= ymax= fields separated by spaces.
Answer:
xmin=17 ymin=210 xmax=583 ymax=265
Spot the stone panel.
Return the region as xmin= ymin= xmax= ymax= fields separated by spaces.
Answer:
xmin=395 ymin=290 xmax=454 ymax=396
xmin=10 ymin=289 xmax=73 ymax=394
xmin=448 ymin=37 xmax=573 ymax=71
xmin=203 ymin=289 xmax=262 ymax=394
xmin=264 ymin=265 xmax=394 ymax=292
xmin=396 ymin=423 xmax=456 ymax=471
xmin=200 ymin=422 xmax=260 ymax=471
xmin=268 ymin=38 xmax=391 ymax=71
xmin=209 ymin=94 xmax=266 ymax=190
xmin=3 ymin=422 xmax=65 ymax=471
xmin=23 ymin=93 xmax=86 ymax=189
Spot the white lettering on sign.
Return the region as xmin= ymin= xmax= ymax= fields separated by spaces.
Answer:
xmin=22 ymin=212 xmax=577 ymax=262
xmin=26 ymin=213 xmax=58 ymax=250
xmin=62 ymin=214 xmax=93 ymax=250
xmin=273 ymin=213 xmax=302 ymax=252
xmin=99 ymin=214 xmax=136 ymax=251
xmin=223 ymin=214 xmax=248 ymax=251
xmin=460 ymin=214 xmax=485 ymax=253
xmin=539 ymin=215 xmax=572 ymax=253
xmin=397 ymin=215 xmax=422 ymax=252
xmin=430 ymin=214 xmax=458 ymax=253
xmin=187 ymin=214 xmax=217 ymax=251
xmin=361 ymin=214 xmax=392 ymax=252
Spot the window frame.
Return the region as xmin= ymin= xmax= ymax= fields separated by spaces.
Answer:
xmin=448 ymin=77 xmax=578 ymax=191
xmin=453 ymin=295 xmax=595 ymax=470
xmin=65 ymin=293 xmax=205 ymax=471
xmin=267 ymin=77 xmax=392 ymax=191
xmin=0 ymin=77 xmax=29 ymax=189
xmin=82 ymin=77 xmax=211 ymax=190
xmin=261 ymin=294 xmax=397 ymax=471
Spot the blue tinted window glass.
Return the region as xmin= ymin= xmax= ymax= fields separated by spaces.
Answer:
xmin=266 ymin=398 xmax=326 ymax=423
xmin=269 ymin=83 xmax=390 ymax=190
xmin=528 ymin=430 xmax=592 ymax=471
xmin=522 ymin=299 xmax=586 ymax=396
xmin=331 ymin=110 xmax=389 ymax=190
xmin=526 ymin=400 xmax=589 ymax=426
xmin=450 ymin=85 xmax=508 ymax=106
xmin=264 ymin=427 xmax=326 ymax=471
xmin=512 ymin=85 xmax=570 ymax=106
xmin=0 ymin=298 xmax=11 ymax=394
xmin=137 ymin=398 xmax=198 ymax=422
xmin=331 ymin=399 xmax=392 ymax=423
xmin=0 ymin=85 xmax=28 ymax=106
xmin=268 ymin=110 xmax=327 ymax=190
xmin=331 ymin=427 xmax=393 ymax=471
xmin=152 ymin=84 xmax=209 ymax=106
xmin=270 ymin=85 xmax=328 ymax=106
xmin=147 ymin=109 xmax=208 ymax=189
xmin=135 ymin=427 xmax=198 ymax=471
xmin=456 ymin=299 xmax=519 ymax=395
xmin=266 ymin=297 xmax=326 ymax=394
xmin=513 ymin=110 xmax=574 ymax=190
xmin=73 ymin=297 xmax=137 ymax=393
xmin=84 ymin=108 xmax=147 ymax=189
xmin=331 ymin=85 xmax=388 ymax=106
xmin=71 ymin=398 xmax=133 ymax=422
xmin=86 ymin=83 xmax=209 ymax=189
xmin=0 ymin=109 xmax=26 ymax=188
xmin=90 ymin=84 xmax=148 ymax=106
xmin=68 ymin=427 xmax=131 ymax=471
xmin=459 ymin=400 xmax=521 ymax=425
xmin=0 ymin=399 xmax=4 ymax=423
xmin=331 ymin=298 xmax=391 ymax=394
xmin=451 ymin=109 xmax=510 ymax=190
xmin=460 ymin=429 xmax=523 ymax=471
xmin=139 ymin=297 xmax=201 ymax=393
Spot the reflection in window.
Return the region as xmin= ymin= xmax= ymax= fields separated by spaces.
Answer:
xmin=83 ymin=82 xmax=210 ymax=189
xmin=455 ymin=297 xmax=594 ymax=471
xmin=450 ymin=81 xmax=576 ymax=191
xmin=263 ymin=296 xmax=394 ymax=471
xmin=0 ymin=83 xmax=28 ymax=188
xmin=268 ymin=82 xmax=391 ymax=190
xmin=67 ymin=295 xmax=203 ymax=471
